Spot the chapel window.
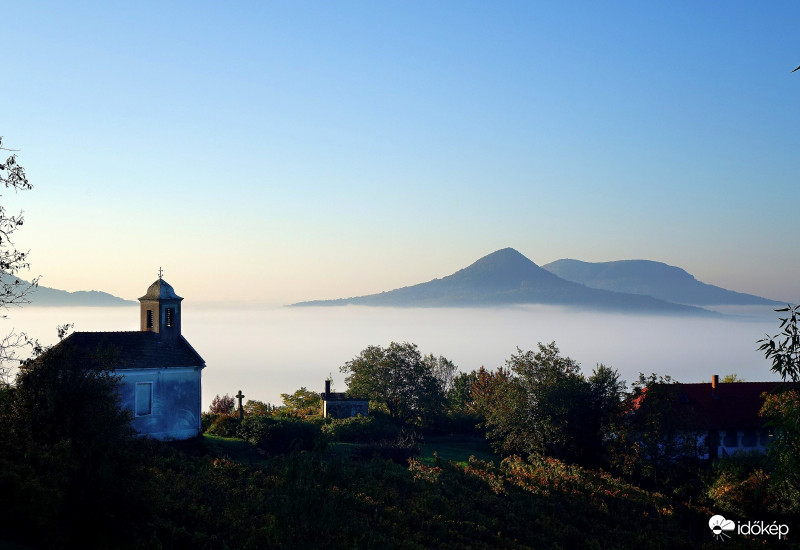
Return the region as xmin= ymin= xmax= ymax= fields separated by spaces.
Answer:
xmin=135 ymin=382 xmax=153 ymax=416
xmin=165 ymin=308 xmax=174 ymax=328
xmin=146 ymin=309 xmax=154 ymax=329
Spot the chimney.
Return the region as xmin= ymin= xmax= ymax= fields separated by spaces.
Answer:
xmin=324 ymin=379 xmax=331 ymax=398
xmin=712 ymin=374 xmax=719 ymax=398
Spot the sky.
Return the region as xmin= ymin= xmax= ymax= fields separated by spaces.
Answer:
xmin=4 ymin=1 xmax=800 ymax=306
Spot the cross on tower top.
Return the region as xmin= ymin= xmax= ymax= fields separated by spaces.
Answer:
xmin=158 ymin=267 xmax=163 ymax=279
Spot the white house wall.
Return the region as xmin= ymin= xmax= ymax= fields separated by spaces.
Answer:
xmin=117 ymin=366 xmax=203 ymax=440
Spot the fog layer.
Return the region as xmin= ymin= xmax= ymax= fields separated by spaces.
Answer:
xmin=6 ymin=305 xmax=784 ymax=409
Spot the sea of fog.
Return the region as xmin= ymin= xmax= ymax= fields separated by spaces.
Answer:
xmin=2 ymin=304 xmax=787 ymax=409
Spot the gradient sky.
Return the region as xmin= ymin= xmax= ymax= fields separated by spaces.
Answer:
xmin=4 ymin=1 xmax=799 ymax=305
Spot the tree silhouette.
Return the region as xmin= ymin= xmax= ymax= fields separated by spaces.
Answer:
xmin=0 ymin=137 xmax=39 ymax=383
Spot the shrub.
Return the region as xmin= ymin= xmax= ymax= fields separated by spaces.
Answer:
xmin=321 ymin=415 xmax=399 ymax=443
xmin=351 ymin=431 xmax=422 ymax=464
xmin=238 ymin=416 xmax=323 ymax=454
xmin=429 ymin=410 xmax=483 ymax=436
xmin=207 ymin=414 xmax=240 ymax=438
xmin=200 ymin=412 xmax=219 ymax=433
xmin=705 ymin=451 xmax=775 ymax=517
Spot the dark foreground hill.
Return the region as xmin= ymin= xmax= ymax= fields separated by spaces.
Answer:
xmin=542 ymin=259 xmax=782 ymax=306
xmin=2 ymin=273 xmax=135 ymax=306
xmin=290 ymin=248 xmax=712 ymax=315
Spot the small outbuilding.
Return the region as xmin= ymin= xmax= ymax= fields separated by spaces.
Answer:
xmin=320 ymin=380 xmax=369 ymax=419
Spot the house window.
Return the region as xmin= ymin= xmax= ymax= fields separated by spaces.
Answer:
xmin=723 ymin=431 xmax=739 ymax=447
xmin=741 ymin=430 xmax=757 ymax=447
xmin=165 ymin=308 xmax=174 ymax=328
xmin=135 ymin=382 xmax=152 ymax=416
xmin=146 ymin=309 xmax=154 ymax=328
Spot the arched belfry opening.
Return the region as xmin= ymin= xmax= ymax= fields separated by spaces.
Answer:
xmin=139 ymin=271 xmax=183 ymax=340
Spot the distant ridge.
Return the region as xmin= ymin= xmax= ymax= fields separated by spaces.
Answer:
xmin=290 ymin=248 xmax=713 ymax=315
xmin=2 ymin=273 xmax=135 ymax=307
xmin=541 ymin=259 xmax=782 ymax=306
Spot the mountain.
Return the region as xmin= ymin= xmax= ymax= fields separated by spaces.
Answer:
xmin=1 ymin=273 xmax=135 ymax=307
xmin=541 ymin=259 xmax=782 ymax=306
xmin=290 ymin=248 xmax=713 ymax=314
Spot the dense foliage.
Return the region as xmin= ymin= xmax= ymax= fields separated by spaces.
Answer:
xmin=4 ymin=324 xmax=800 ymax=547
xmin=279 ymin=386 xmax=322 ymax=416
xmin=209 ymin=393 xmax=235 ymax=415
xmin=757 ymin=304 xmax=800 ymax=513
xmin=472 ymin=342 xmax=626 ymax=468
xmin=0 ymin=342 xmax=150 ymax=548
xmin=340 ymin=342 xmax=446 ymax=426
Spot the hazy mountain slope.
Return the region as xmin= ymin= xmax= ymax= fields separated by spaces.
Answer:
xmin=291 ymin=248 xmax=713 ymax=315
xmin=541 ymin=259 xmax=781 ymax=306
xmin=1 ymin=273 xmax=135 ymax=307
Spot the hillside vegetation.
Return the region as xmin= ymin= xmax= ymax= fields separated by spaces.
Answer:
xmin=3 ymin=339 xmax=798 ymax=548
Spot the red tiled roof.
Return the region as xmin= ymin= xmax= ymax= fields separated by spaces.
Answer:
xmin=676 ymin=381 xmax=788 ymax=430
xmin=56 ymin=331 xmax=205 ymax=370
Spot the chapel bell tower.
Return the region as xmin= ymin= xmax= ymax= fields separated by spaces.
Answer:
xmin=139 ymin=270 xmax=183 ymax=341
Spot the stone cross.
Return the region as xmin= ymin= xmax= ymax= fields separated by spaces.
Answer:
xmin=236 ymin=390 xmax=245 ymax=421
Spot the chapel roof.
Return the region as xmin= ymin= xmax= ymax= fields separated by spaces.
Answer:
xmin=139 ymin=279 xmax=183 ymax=301
xmin=676 ymin=381 xmax=787 ymax=430
xmin=57 ymin=331 xmax=205 ymax=370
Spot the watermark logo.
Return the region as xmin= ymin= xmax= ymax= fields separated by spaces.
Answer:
xmin=709 ymin=515 xmax=735 ymax=541
xmin=709 ymin=514 xmax=790 ymax=541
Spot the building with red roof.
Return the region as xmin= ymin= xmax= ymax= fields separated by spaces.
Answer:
xmin=675 ymin=375 xmax=787 ymax=458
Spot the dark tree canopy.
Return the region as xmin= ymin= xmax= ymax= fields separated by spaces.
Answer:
xmin=609 ymin=373 xmax=702 ymax=489
xmin=0 ymin=334 xmax=148 ymax=547
xmin=473 ymin=342 xmax=625 ymax=467
xmin=757 ymin=306 xmax=800 ymax=512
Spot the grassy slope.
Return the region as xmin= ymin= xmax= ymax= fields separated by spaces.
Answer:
xmin=419 ymin=435 xmax=499 ymax=466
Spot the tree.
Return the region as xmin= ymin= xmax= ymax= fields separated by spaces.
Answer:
xmin=209 ymin=393 xmax=235 ymax=415
xmin=244 ymin=399 xmax=277 ymax=416
xmin=757 ymin=305 xmax=800 ymax=511
xmin=340 ymin=342 xmax=445 ymax=426
xmin=0 ymin=137 xmax=38 ymax=384
xmin=509 ymin=343 xmax=591 ymax=461
xmin=760 ymin=388 xmax=800 ymax=512
xmin=473 ymin=342 xmax=625 ymax=466
xmin=472 ymin=365 xmax=529 ymax=455
xmin=0 ymin=329 xmax=149 ymax=546
xmin=610 ymin=373 xmax=702 ymax=489
xmin=424 ymin=354 xmax=457 ymax=395
xmin=721 ymin=374 xmax=745 ymax=383
xmin=279 ymin=386 xmax=322 ymax=417
xmin=447 ymin=369 xmax=479 ymax=412
xmin=758 ymin=304 xmax=800 ymax=384
xmin=586 ymin=363 xmax=627 ymax=462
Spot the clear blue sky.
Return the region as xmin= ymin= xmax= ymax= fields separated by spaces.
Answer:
xmin=4 ymin=1 xmax=799 ymax=305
